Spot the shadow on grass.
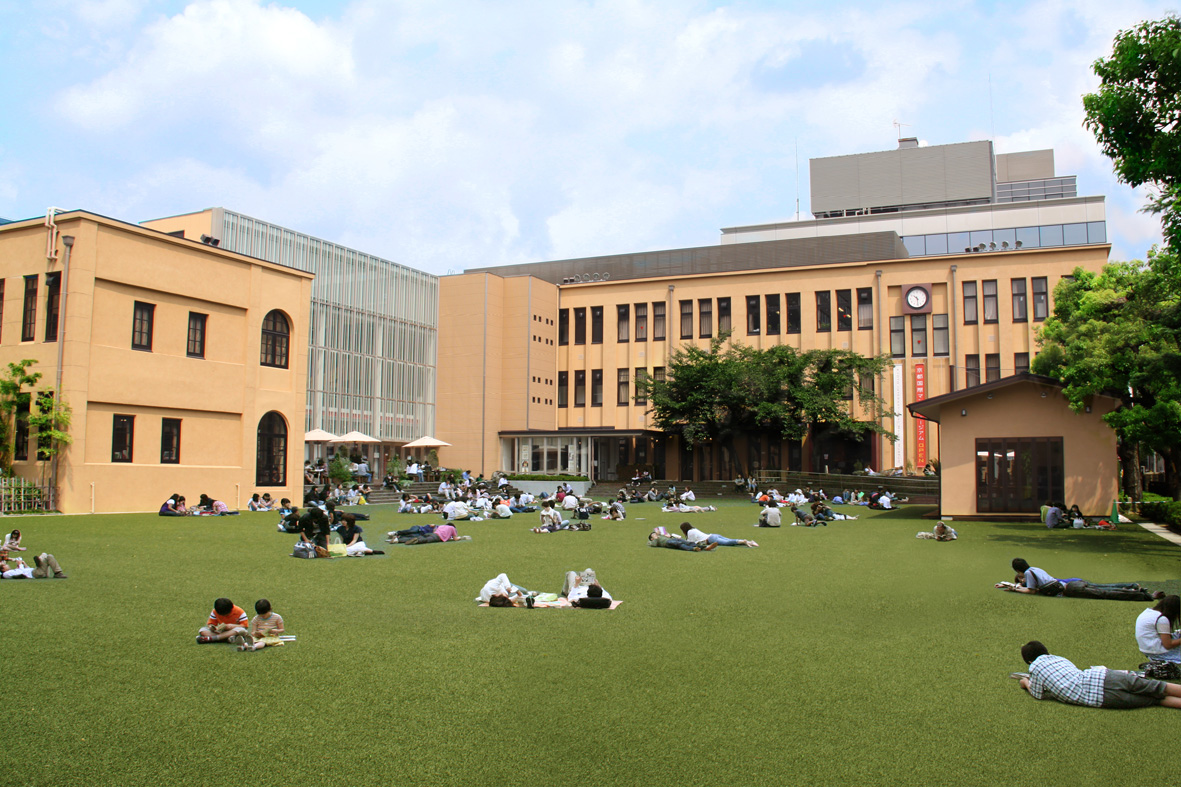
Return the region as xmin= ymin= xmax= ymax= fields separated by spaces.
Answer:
xmin=984 ymin=523 xmax=1181 ymax=560
xmin=869 ymin=505 xmax=939 ymax=520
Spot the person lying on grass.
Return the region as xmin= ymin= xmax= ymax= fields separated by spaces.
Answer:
xmin=238 ymin=598 xmax=286 ymax=652
xmin=916 ymin=522 xmax=958 ymax=541
xmin=648 ymin=531 xmax=717 ymax=551
xmin=661 ymin=502 xmax=717 ymax=513
xmin=485 ymin=570 xmax=613 ymax=608
xmin=996 ymin=558 xmax=1162 ymax=601
xmin=478 ymin=573 xmax=534 ymax=605
xmin=680 ymin=522 xmax=758 ymax=548
xmin=812 ymin=501 xmax=857 ymax=521
xmin=0 ymin=550 xmax=67 ymax=579
xmin=389 ymin=523 xmax=469 ymax=545
xmin=1014 ymin=640 xmax=1181 ymax=709
xmin=197 ymin=597 xmax=248 ymax=644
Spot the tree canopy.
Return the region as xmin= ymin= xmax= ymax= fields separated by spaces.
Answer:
xmin=635 ymin=333 xmax=895 ymax=461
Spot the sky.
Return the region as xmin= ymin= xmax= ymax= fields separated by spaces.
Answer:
xmin=0 ymin=0 xmax=1176 ymax=274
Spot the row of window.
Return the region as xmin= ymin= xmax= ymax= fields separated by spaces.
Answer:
xmin=964 ymin=353 xmax=1031 ymax=387
xmin=0 ymin=274 xmax=62 ymax=344
xmin=901 ymin=221 xmax=1105 ymax=257
xmin=556 ymin=367 xmax=667 ymax=408
xmin=111 ymin=415 xmax=181 ymax=464
xmin=962 ymin=277 xmax=1048 ymax=325
xmin=131 ymin=301 xmax=290 ymax=368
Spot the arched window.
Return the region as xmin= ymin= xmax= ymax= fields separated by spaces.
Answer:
xmin=256 ymin=411 xmax=287 ymax=486
xmin=260 ymin=310 xmax=290 ymax=369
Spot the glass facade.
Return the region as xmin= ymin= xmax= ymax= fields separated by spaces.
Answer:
xmin=216 ymin=210 xmax=439 ymax=443
xmin=902 ymin=221 xmax=1105 ymax=257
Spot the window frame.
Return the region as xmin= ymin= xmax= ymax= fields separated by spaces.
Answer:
xmin=889 ymin=316 xmax=905 ymax=357
xmin=1014 ymin=352 xmax=1030 ymax=375
xmin=965 ymin=355 xmax=980 ymax=388
xmin=765 ymin=294 xmax=781 ymax=336
xmin=558 ymin=309 xmax=569 ymax=345
xmin=634 ymin=303 xmax=647 ymax=342
xmin=717 ymin=298 xmax=731 ymax=334
xmin=557 ymin=371 xmax=568 ymax=408
xmin=573 ymin=307 xmax=587 ymax=345
xmin=590 ymin=306 xmax=603 ymax=344
xmin=985 ymin=353 xmax=1001 ymax=383
xmin=910 ymin=313 xmax=927 ymax=357
xmin=836 ymin=289 xmax=852 ymax=331
xmin=982 ymin=280 xmax=999 ymax=324
xmin=1032 ymin=277 xmax=1049 ymax=321
xmin=786 ymin=292 xmax=801 ymax=334
xmin=187 ymin=312 xmax=208 ymax=359
xmin=963 ymin=281 xmax=978 ymax=325
xmin=573 ymin=370 xmax=586 ymax=407
xmin=161 ymin=417 xmax=181 ymax=464
xmin=1011 ymin=279 xmax=1028 ymax=322
xmin=617 ymin=304 xmax=630 ymax=343
xmin=112 ymin=414 xmax=134 ymax=463
xmin=679 ymin=300 xmax=693 ymax=340
xmin=652 ymin=302 xmax=666 ymax=341
xmin=21 ymin=275 xmax=38 ymax=342
xmin=634 ymin=368 xmax=648 ymax=406
xmin=698 ymin=298 xmax=712 ymax=339
xmin=44 ymin=272 xmax=61 ymax=342
xmin=746 ymin=296 xmax=761 ymax=335
xmin=591 ymin=369 xmax=603 ymax=407
xmin=816 ymin=291 xmax=831 ymax=332
xmin=856 ymin=288 xmax=873 ymax=330
xmin=932 ymin=313 xmax=949 ymax=357
xmin=132 ymin=301 xmax=155 ymax=352
xmin=259 ymin=310 xmax=289 ymax=368
xmin=617 ymin=368 xmax=629 ymax=406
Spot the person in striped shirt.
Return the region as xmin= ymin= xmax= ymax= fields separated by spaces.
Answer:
xmin=197 ymin=598 xmax=249 ymax=644
xmin=1017 ymin=641 xmax=1181 ymax=709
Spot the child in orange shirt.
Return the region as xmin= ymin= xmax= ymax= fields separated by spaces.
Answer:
xmin=196 ymin=597 xmax=249 ymax=644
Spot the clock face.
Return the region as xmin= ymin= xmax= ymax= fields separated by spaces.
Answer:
xmin=906 ymin=286 xmax=929 ymax=309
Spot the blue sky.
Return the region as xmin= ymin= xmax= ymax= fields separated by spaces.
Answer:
xmin=0 ymin=0 xmax=1175 ymax=274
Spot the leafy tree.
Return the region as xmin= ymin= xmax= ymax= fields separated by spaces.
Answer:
xmin=328 ymin=452 xmax=354 ymax=484
xmin=1083 ymin=16 xmax=1181 ymax=249
xmin=0 ymin=360 xmax=43 ymax=473
xmin=636 ymin=332 xmax=894 ymax=471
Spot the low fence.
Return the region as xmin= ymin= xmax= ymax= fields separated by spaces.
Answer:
xmin=0 ymin=478 xmax=54 ymax=513
xmin=755 ymin=470 xmax=940 ymax=501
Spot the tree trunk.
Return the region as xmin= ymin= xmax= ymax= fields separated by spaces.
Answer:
xmin=1118 ymin=440 xmax=1143 ymax=506
xmin=1162 ymin=446 xmax=1181 ymax=501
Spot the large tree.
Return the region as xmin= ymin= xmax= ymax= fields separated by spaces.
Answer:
xmin=1083 ymin=15 xmax=1181 ymax=250
xmin=636 ymin=332 xmax=895 ymax=470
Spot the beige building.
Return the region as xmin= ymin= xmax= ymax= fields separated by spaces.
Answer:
xmin=0 ymin=210 xmax=312 ymax=513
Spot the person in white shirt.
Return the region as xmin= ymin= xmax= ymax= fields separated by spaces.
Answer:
xmin=561 ymin=494 xmax=580 ymax=512
xmin=534 ymin=500 xmax=570 ymax=532
xmin=519 ymin=491 xmax=535 ymax=506
xmin=758 ymin=501 xmax=782 ymax=527
xmin=477 ymin=573 xmax=533 ymax=605
xmin=681 ymin=523 xmax=757 ymax=548
xmin=681 ymin=487 xmax=696 ymax=502
xmin=490 ymin=498 xmax=513 ymax=519
xmin=1136 ymin=595 xmax=1181 ymax=664
xmin=443 ymin=500 xmax=474 ymax=521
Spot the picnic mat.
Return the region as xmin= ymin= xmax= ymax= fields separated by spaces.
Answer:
xmin=478 ymin=599 xmax=623 ymax=609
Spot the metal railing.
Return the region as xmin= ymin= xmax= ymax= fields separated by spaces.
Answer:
xmin=0 ymin=478 xmax=53 ymax=513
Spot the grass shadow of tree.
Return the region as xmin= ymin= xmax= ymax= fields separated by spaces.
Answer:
xmin=984 ymin=522 xmax=1181 ymax=561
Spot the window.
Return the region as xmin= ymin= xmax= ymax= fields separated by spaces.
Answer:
xmin=256 ymin=411 xmax=287 ymax=486
xmin=617 ymin=368 xmax=629 ymax=405
xmin=965 ymin=355 xmax=980 ymax=388
xmin=574 ymin=371 xmax=586 ymax=406
xmin=963 ymin=281 xmax=978 ymax=325
xmin=21 ymin=275 xmax=38 ymax=342
xmin=816 ymin=291 xmax=831 ymax=332
xmin=260 ymin=310 xmax=289 ymax=368
xmin=112 ymin=414 xmax=134 ymax=462
xmin=857 ymin=288 xmax=873 ymax=330
xmin=132 ymin=301 xmax=155 ymax=351
xmin=976 ymin=437 xmax=1064 ymax=514
xmin=1011 ymin=279 xmax=1027 ymax=322
xmin=653 ymin=366 xmax=665 ymax=384
xmin=746 ymin=296 xmax=760 ymax=335
xmin=13 ymin=396 xmax=29 ymax=461
xmin=574 ymin=308 xmax=586 ymax=344
xmin=634 ymin=303 xmax=647 ymax=341
xmin=836 ymin=289 xmax=852 ymax=331
xmin=590 ymin=307 xmax=603 ymax=344
xmin=889 ymin=317 xmax=905 ymax=357
xmin=0 ymin=280 xmax=5 ymax=342
xmin=1032 ymin=277 xmax=1048 ymax=321
xmin=985 ymin=353 xmax=1001 ymax=382
xmin=558 ymin=372 xmax=568 ymax=407
xmin=617 ymin=304 xmax=630 ymax=342
xmin=679 ymin=300 xmax=693 ymax=339
xmin=765 ymin=294 xmax=781 ymax=335
xmin=591 ymin=369 xmax=603 ymax=406
xmin=982 ymin=280 xmax=998 ymax=323
xmin=634 ymin=368 xmax=648 ymax=405
xmin=717 ymin=298 xmax=731 ymax=334
xmin=698 ymin=299 xmax=712 ymax=338
xmin=786 ymin=293 xmax=801 ymax=334
xmin=1015 ymin=352 xmax=1030 ymax=374
xmin=161 ymin=418 xmax=181 ymax=464
xmin=558 ymin=309 xmax=569 ymax=345
xmin=187 ymin=312 xmax=207 ymax=358
xmin=44 ymin=273 xmax=61 ymax=342
xmin=910 ymin=314 xmax=927 ymax=357
xmin=932 ymin=314 xmax=949 ymax=356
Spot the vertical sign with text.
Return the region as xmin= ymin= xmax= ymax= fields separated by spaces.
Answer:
xmin=914 ymin=363 xmax=926 ymax=468
xmin=893 ymin=364 xmax=904 ymax=470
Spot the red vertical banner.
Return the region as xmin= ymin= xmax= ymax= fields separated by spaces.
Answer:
xmin=914 ymin=363 xmax=927 ymax=468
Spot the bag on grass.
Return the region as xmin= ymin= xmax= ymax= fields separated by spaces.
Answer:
xmin=1144 ymin=661 xmax=1181 ymax=680
xmin=292 ymin=542 xmax=315 ymax=559
xmin=1035 ymin=580 xmax=1064 ymax=597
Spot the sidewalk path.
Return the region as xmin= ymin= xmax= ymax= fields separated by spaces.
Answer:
xmin=1138 ymin=521 xmax=1181 ymax=547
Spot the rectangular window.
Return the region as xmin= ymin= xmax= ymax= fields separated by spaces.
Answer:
xmin=680 ymin=300 xmax=693 ymax=339
xmin=634 ymin=303 xmax=647 ymax=342
xmin=1032 ymin=277 xmax=1048 ymax=321
xmin=765 ymin=294 xmax=781 ymax=335
xmin=786 ymin=293 xmax=801 ymax=334
xmin=558 ymin=309 xmax=569 ymax=345
xmin=13 ymin=396 xmax=29 ymax=461
xmin=112 ymin=414 xmax=134 ymax=462
xmin=966 ymin=355 xmax=980 ymax=388
xmin=44 ymin=273 xmax=61 ymax=342
xmin=653 ymin=366 xmax=665 ymax=384
xmin=574 ymin=370 xmax=586 ymax=406
xmin=816 ymin=291 xmax=831 ymax=332
xmin=982 ymin=280 xmax=998 ymax=323
xmin=590 ymin=306 xmax=603 ymax=344
xmin=132 ymin=301 xmax=155 ymax=351
xmin=558 ymin=371 xmax=568 ymax=407
xmin=574 ymin=308 xmax=586 ymax=345
xmin=0 ymin=279 xmax=5 ymax=343
xmin=975 ymin=437 xmax=1064 ymax=514
xmin=634 ymin=368 xmax=648 ymax=405
xmin=161 ymin=418 xmax=181 ymax=464
xmin=857 ymin=288 xmax=873 ymax=330
xmin=591 ymin=369 xmax=603 ymax=406
xmin=932 ymin=314 xmax=949 ymax=356
xmin=617 ymin=304 xmax=630 ymax=342
xmin=889 ymin=317 xmax=905 ymax=357
xmin=910 ymin=314 xmax=927 ymax=357
xmin=652 ymin=302 xmax=666 ymax=341
xmin=1015 ymin=352 xmax=1030 ymax=375
xmin=985 ymin=353 xmax=1001 ymax=382
xmin=963 ymin=281 xmax=978 ymax=325
xmin=746 ymin=296 xmax=761 ymax=335
xmin=836 ymin=289 xmax=852 ymax=331
xmin=21 ymin=275 xmax=37 ymax=342
xmin=698 ymin=299 xmax=712 ymax=338
xmin=1011 ymin=279 xmax=1027 ymax=322
xmin=187 ymin=312 xmax=207 ymax=358
xmin=617 ymin=368 xmax=629 ymax=405
xmin=717 ymin=298 xmax=731 ymax=334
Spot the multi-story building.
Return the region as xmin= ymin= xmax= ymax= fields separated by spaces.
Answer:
xmin=0 ymin=210 xmax=312 ymax=513
xmin=438 ymin=140 xmax=1112 ymax=483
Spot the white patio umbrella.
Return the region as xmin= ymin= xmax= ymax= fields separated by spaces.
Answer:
xmin=304 ymin=428 xmax=337 ymax=442
xmin=329 ymin=431 xmax=381 ymax=444
xmin=402 ymin=436 xmax=452 ymax=448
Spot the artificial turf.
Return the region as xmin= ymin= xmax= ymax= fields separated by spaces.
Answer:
xmin=2 ymin=499 xmax=1179 ymax=787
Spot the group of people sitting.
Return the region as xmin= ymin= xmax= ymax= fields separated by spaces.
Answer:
xmin=1041 ymin=501 xmax=1117 ymax=530
xmin=196 ymin=596 xmax=286 ymax=651
xmin=0 ymin=529 xmax=68 ymax=579
xmin=159 ymin=493 xmax=235 ymax=516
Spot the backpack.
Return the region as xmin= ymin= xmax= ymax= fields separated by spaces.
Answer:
xmin=292 ymin=542 xmax=315 ymax=559
xmin=1143 ymin=661 xmax=1181 ymax=680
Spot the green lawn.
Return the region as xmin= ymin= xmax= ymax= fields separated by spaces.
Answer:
xmin=2 ymin=500 xmax=1178 ymax=787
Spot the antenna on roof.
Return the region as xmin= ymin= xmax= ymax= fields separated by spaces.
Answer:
xmin=893 ymin=119 xmax=911 ymax=141
xmin=795 ymin=138 xmax=800 ymax=221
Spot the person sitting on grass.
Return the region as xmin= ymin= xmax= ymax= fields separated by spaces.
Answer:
xmin=1014 ymin=640 xmax=1181 ymax=709
xmin=490 ymin=497 xmax=514 ymax=519
xmin=1136 ymin=594 xmax=1181 ymax=666
xmin=333 ymin=517 xmax=384 ymax=556
xmin=647 ymin=530 xmax=717 ymax=551
xmin=159 ymin=494 xmax=186 ymax=516
xmin=997 ymin=558 xmax=1161 ymax=601
xmin=916 ymin=522 xmax=958 ymax=541
xmin=239 ymin=598 xmax=286 ymax=652
xmin=534 ymin=499 xmax=571 ymax=533
xmin=299 ymin=507 xmax=331 ymax=553
xmin=789 ymin=504 xmax=823 ymax=527
xmin=197 ymin=597 xmax=249 ymax=644
xmin=680 ymin=522 xmax=757 ymax=548
xmin=1 ymin=550 xmax=67 ymax=579
xmin=602 ymin=500 xmax=626 ymax=520
xmin=757 ymin=500 xmax=781 ymax=528
xmin=3 ymin=529 xmax=27 ymax=551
